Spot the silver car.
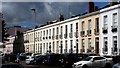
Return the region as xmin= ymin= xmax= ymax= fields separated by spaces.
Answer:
xmin=72 ymin=56 xmax=112 ymax=68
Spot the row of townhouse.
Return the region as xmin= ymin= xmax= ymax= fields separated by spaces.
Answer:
xmin=24 ymin=2 xmax=120 ymax=56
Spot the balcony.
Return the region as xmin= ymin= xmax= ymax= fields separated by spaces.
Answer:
xmin=46 ymin=36 xmax=48 ymax=39
xmin=52 ymin=36 xmax=55 ymax=40
xmin=111 ymin=25 xmax=117 ymax=32
xmin=56 ymin=35 xmax=59 ymax=39
xmin=74 ymin=32 xmax=79 ymax=38
xmin=80 ymin=49 xmax=85 ymax=53
xmin=102 ymin=27 xmax=108 ymax=34
xmin=87 ymin=30 xmax=91 ymax=36
xmin=24 ymin=40 xmax=29 ymax=43
xmin=35 ymin=37 xmax=39 ymax=42
xmin=49 ymin=36 xmax=51 ymax=39
xmin=43 ymin=37 xmax=45 ymax=40
xmin=94 ymin=29 xmax=99 ymax=35
xmin=111 ymin=47 xmax=118 ymax=55
xmin=87 ymin=48 xmax=92 ymax=53
xmin=64 ymin=49 xmax=67 ymax=53
xmin=40 ymin=37 xmax=42 ymax=41
xmin=80 ymin=31 xmax=85 ymax=37
xmin=64 ymin=34 xmax=67 ymax=39
xmin=59 ymin=35 xmax=63 ymax=39
xmin=69 ymin=33 xmax=73 ymax=38
xmin=102 ymin=48 xmax=108 ymax=54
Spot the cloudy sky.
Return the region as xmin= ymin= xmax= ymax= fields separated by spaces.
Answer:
xmin=2 ymin=2 xmax=109 ymax=28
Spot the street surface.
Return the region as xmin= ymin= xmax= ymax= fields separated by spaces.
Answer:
xmin=20 ymin=61 xmax=61 ymax=68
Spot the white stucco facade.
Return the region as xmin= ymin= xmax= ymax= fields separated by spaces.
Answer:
xmin=4 ymin=36 xmax=15 ymax=54
xmin=100 ymin=4 xmax=120 ymax=56
xmin=24 ymin=16 xmax=80 ymax=55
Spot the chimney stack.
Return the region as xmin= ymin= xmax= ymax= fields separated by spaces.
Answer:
xmin=59 ymin=14 xmax=64 ymax=21
xmin=94 ymin=6 xmax=98 ymax=11
xmin=47 ymin=21 xmax=51 ymax=25
xmin=88 ymin=2 xmax=95 ymax=13
xmin=110 ymin=0 xmax=118 ymax=6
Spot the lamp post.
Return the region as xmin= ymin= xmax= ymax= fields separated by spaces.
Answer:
xmin=31 ymin=8 xmax=36 ymax=59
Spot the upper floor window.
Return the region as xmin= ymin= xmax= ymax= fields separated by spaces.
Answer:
xmin=82 ymin=21 xmax=84 ymax=31
xmin=113 ymin=13 xmax=117 ymax=26
xmin=95 ymin=18 xmax=99 ymax=30
xmin=70 ymin=24 xmax=73 ymax=33
xmin=61 ymin=26 xmax=63 ymax=34
xmin=65 ymin=25 xmax=67 ymax=34
xmin=53 ymin=28 xmax=55 ymax=36
xmin=41 ymin=31 xmax=42 ymax=37
xmin=76 ymin=23 xmax=78 ymax=31
xmin=49 ymin=29 xmax=51 ymax=36
xmin=43 ymin=30 xmax=45 ymax=36
xmin=88 ymin=20 xmax=91 ymax=30
xmin=46 ymin=30 xmax=48 ymax=36
xmin=103 ymin=15 xmax=107 ymax=27
xmin=56 ymin=27 xmax=59 ymax=35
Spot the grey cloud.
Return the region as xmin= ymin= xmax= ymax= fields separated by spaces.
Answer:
xmin=2 ymin=2 xmax=87 ymax=27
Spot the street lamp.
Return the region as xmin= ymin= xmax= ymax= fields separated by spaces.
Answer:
xmin=31 ymin=8 xmax=36 ymax=59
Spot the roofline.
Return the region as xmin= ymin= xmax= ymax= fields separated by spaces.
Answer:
xmin=24 ymin=4 xmax=120 ymax=34
xmin=100 ymin=4 xmax=120 ymax=13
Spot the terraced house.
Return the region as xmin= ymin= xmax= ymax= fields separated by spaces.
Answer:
xmin=100 ymin=2 xmax=120 ymax=56
xmin=24 ymin=2 xmax=120 ymax=56
xmin=24 ymin=15 xmax=80 ymax=54
xmin=79 ymin=2 xmax=100 ymax=55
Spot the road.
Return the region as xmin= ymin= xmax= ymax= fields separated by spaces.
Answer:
xmin=20 ymin=61 xmax=61 ymax=68
xmin=0 ymin=56 xmax=62 ymax=68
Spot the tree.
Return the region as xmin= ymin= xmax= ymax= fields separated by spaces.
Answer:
xmin=13 ymin=31 xmax=25 ymax=54
xmin=2 ymin=20 xmax=9 ymax=43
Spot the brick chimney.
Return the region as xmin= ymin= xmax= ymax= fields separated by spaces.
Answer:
xmin=88 ymin=2 xmax=95 ymax=13
xmin=59 ymin=14 xmax=64 ymax=21
xmin=47 ymin=21 xmax=51 ymax=25
xmin=110 ymin=0 xmax=118 ymax=6
xmin=94 ymin=6 xmax=98 ymax=11
xmin=110 ymin=2 xmax=118 ymax=6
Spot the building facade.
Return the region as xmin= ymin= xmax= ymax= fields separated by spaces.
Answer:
xmin=4 ymin=26 xmax=29 ymax=53
xmin=4 ymin=36 xmax=15 ymax=54
xmin=79 ymin=12 xmax=100 ymax=55
xmin=24 ymin=2 xmax=120 ymax=56
xmin=24 ymin=16 xmax=80 ymax=54
xmin=100 ymin=3 xmax=120 ymax=56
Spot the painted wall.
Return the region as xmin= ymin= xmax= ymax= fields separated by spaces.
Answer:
xmin=100 ymin=4 xmax=120 ymax=56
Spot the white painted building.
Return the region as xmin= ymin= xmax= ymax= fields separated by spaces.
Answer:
xmin=4 ymin=36 xmax=15 ymax=54
xmin=100 ymin=4 xmax=120 ymax=56
xmin=24 ymin=16 xmax=80 ymax=55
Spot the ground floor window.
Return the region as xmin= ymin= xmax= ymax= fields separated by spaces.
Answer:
xmin=103 ymin=37 xmax=108 ymax=52
xmin=113 ymin=36 xmax=117 ymax=52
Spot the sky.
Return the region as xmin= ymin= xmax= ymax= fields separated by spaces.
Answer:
xmin=1 ymin=2 xmax=109 ymax=28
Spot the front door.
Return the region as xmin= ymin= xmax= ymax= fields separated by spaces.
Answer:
xmin=95 ymin=37 xmax=99 ymax=55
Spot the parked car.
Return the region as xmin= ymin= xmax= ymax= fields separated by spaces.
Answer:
xmin=60 ymin=53 xmax=88 ymax=68
xmin=34 ymin=55 xmax=46 ymax=65
xmin=42 ymin=53 xmax=64 ymax=66
xmin=1 ymin=63 xmax=24 ymax=68
xmin=25 ymin=55 xmax=40 ymax=64
xmin=25 ymin=56 xmax=34 ymax=64
xmin=72 ymin=56 xmax=113 ymax=68
xmin=112 ymin=62 xmax=120 ymax=68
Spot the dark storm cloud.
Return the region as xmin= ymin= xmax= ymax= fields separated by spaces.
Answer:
xmin=2 ymin=2 xmax=87 ymax=28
